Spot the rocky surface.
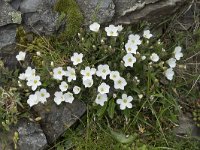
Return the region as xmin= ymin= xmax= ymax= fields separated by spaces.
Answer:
xmin=0 ymin=0 xmax=21 ymax=27
xmin=0 ymin=99 xmax=86 ymax=150
xmin=76 ymin=0 xmax=115 ymax=24
xmin=113 ymin=0 xmax=188 ymax=24
xmin=17 ymin=119 xmax=47 ymax=150
xmin=33 ymin=100 xmax=86 ymax=144
xmin=0 ymin=118 xmax=47 ymax=150
xmin=0 ymin=25 xmax=17 ymax=52
xmin=20 ymin=0 xmax=61 ymax=35
xmin=0 ymin=0 xmax=188 ymax=52
xmin=174 ymin=113 xmax=200 ymax=137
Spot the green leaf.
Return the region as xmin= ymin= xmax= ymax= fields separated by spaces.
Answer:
xmin=110 ymin=130 xmax=137 ymax=144
xmin=97 ymin=102 xmax=108 ymax=118
xmin=56 ymin=145 xmax=64 ymax=150
xmin=107 ymin=99 xmax=116 ymax=119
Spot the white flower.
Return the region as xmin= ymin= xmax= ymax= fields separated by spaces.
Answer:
xmin=117 ymin=25 xmax=123 ymax=32
xmin=81 ymin=66 xmax=96 ymax=81
xmin=123 ymin=53 xmax=136 ymax=67
xmin=141 ymin=56 xmax=146 ymax=60
xmin=27 ymin=94 xmax=38 ymax=107
xmin=19 ymin=73 xmax=26 ymax=80
xmin=54 ymin=91 xmax=64 ymax=105
xmin=114 ymin=77 xmax=127 ymax=90
xmin=150 ymin=53 xmax=159 ymax=62
xmin=166 ymin=58 xmax=176 ymax=68
xmin=71 ymin=53 xmax=83 ymax=65
xmin=65 ymin=67 xmax=76 ymax=82
xmin=53 ymin=67 xmax=65 ymax=80
xmin=63 ymin=92 xmax=74 ymax=103
xmin=117 ymin=94 xmax=133 ymax=110
xmin=98 ymin=82 xmax=110 ymax=94
xmin=59 ymin=81 xmax=68 ymax=92
xmin=25 ymin=67 xmax=35 ymax=79
xmin=110 ymin=71 xmax=120 ymax=81
xmin=16 ymin=51 xmax=26 ymax=61
xmin=128 ymin=34 xmax=142 ymax=45
xmin=27 ymin=75 xmax=41 ymax=91
xmin=73 ymin=86 xmax=81 ymax=94
xmin=36 ymin=89 xmax=50 ymax=104
xmin=83 ymin=79 xmax=94 ymax=88
xmin=95 ymin=93 xmax=108 ymax=106
xmin=96 ymin=64 xmax=110 ymax=79
xmin=125 ymin=42 xmax=138 ymax=54
xmin=143 ymin=30 xmax=153 ymax=39
xmin=174 ymin=46 xmax=183 ymax=60
xmin=164 ymin=68 xmax=174 ymax=81
xmin=89 ymin=22 xmax=100 ymax=32
xmin=105 ymin=25 xmax=119 ymax=36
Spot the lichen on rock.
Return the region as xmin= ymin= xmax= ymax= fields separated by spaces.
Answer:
xmin=8 ymin=11 xmax=22 ymax=24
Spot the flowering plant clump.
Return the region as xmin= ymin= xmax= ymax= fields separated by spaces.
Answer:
xmin=16 ymin=22 xmax=185 ymax=121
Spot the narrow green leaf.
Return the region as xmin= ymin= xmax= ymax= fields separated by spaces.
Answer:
xmin=108 ymin=99 xmax=116 ymax=119
xmin=97 ymin=102 xmax=108 ymax=118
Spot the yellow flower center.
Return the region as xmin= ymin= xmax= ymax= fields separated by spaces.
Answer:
xmin=128 ymin=58 xmax=132 ymax=62
xmin=58 ymin=71 xmax=62 ymax=75
xmin=123 ymin=99 xmax=127 ymax=103
xmin=76 ymin=58 xmax=80 ymax=62
xmin=118 ymin=80 xmax=122 ymax=84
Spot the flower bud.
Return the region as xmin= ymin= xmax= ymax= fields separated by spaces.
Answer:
xmin=178 ymin=64 xmax=186 ymax=69
xmin=18 ymin=81 xmax=22 ymax=87
xmin=141 ymin=56 xmax=146 ymax=60
xmin=113 ymin=94 xmax=117 ymax=98
xmin=36 ymin=51 xmax=41 ymax=56
xmin=50 ymin=61 xmax=54 ymax=67
xmin=157 ymin=39 xmax=161 ymax=45
xmin=138 ymin=94 xmax=143 ymax=99
xmin=101 ymin=39 xmax=105 ymax=44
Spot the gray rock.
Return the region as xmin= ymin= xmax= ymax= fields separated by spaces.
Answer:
xmin=0 ymin=118 xmax=47 ymax=150
xmin=113 ymin=0 xmax=187 ymax=24
xmin=0 ymin=0 xmax=22 ymax=27
xmin=19 ymin=0 xmax=44 ymax=13
xmin=20 ymin=0 xmax=62 ymax=35
xmin=33 ymin=100 xmax=86 ymax=144
xmin=0 ymin=25 xmax=17 ymax=52
xmin=17 ymin=119 xmax=48 ymax=150
xmin=174 ymin=113 xmax=200 ymax=137
xmin=23 ymin=10 xmax=60 ymax=35
xmin=76 ymin=0 xmax=115 ymax=24
xmin=10 ymin=0 xmax=22 ymax=10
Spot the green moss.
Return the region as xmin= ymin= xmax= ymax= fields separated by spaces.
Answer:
xmin=54 ymin=0 xmax=84 ymax=40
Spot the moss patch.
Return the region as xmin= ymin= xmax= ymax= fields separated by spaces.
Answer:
xmin=54 ymin=0 xmax=84 ymax=40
